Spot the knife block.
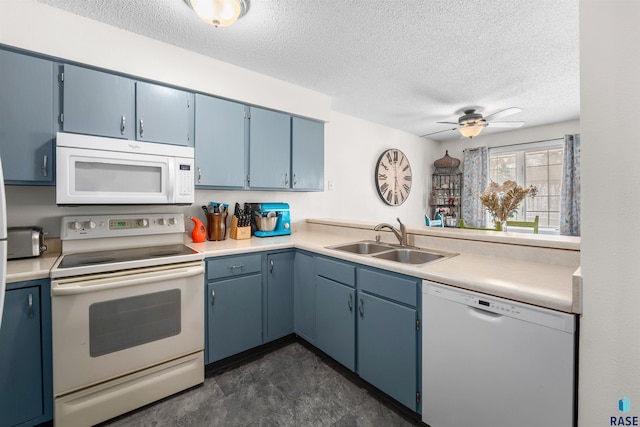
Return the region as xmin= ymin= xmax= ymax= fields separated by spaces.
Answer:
xmin=230 ymin=216 xmax=251 ymax=240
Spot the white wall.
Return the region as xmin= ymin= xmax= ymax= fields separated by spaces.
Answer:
xmin=579 ymin=2 xmax=640 ymax=426
xmin=0 ymin=1 xmax=435 ymax=235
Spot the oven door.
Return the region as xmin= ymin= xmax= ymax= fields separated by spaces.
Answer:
xmin=51 ymin=261 xmax=204 ymax=396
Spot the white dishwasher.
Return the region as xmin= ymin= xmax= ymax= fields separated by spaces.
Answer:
xmin=422 ymin=281 xmax=576 ymax=427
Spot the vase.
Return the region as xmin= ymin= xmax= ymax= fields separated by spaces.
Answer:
xmin=496 ymin=221 xmax=507 ymax=232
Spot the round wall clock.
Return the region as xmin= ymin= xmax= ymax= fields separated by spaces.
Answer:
xmin=375 ymin=148 xmax=412 ymax=206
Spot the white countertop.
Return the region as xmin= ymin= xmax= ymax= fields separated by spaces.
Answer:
xmin=186 ymin=229 xmax=579 ymax=314
xmin=6 ymin=225 xmax=580 ymax=314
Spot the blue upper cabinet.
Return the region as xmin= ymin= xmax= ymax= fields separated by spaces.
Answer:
xmin=61 ymin=64 xmax=135 ymax=140
xmin=136 ymin=82 xmax=194 ymax=146
xmin=194 ymin=94 xmax=247 ymax=188
xmin=0 ymin=49 xmax=55 ymax=184
xmin=291 ymin=117 xmax=324 ymax=191
xmin=249 ymin=106 xmax=291 ymax=189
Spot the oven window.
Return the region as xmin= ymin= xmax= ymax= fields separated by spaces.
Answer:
xmin=89 ymin=289 xmax=181 ymax=357
xmin=75 ymin=161 xmax=162 ymax=193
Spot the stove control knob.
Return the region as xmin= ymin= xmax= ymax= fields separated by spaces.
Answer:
xmin=138 ymin=219 xmax=149 ymax=227
xmin=168 ymin=217 xmax=177 ymax=226
xmin=158 ymin=218 xmax=166 ymax=225
xmin=70 ymin=221 xmax=82 ymax=230
xmin=85 ymin=221 xmax=97 ymax=230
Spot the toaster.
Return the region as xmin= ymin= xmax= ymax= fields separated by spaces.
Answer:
xmin=8 ymin=226 xmax=47 ymax=259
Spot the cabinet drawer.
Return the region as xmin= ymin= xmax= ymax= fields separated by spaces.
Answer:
xmin=207 ymin=254 xmax=262 ymax=280
xmin=358 ymin=268 xmax=418 ymax=307
xmin=316 ymin=257 xmax=355 ymax=287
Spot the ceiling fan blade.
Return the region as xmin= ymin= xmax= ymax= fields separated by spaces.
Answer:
xmin=487 ymin=121 xmax=525 ymax=128
xmin=436 ymin=121 xmax=459 ymax=125
xmin=483 ymin=107 xmax=522 ymax=122
xmin=420 ymin=127 xmax=458 ymax=137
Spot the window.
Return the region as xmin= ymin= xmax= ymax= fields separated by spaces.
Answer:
xmin=489 ymin=140 xmax=563 ymax=231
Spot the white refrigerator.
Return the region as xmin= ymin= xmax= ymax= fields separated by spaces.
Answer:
xmin=0 ymin=157 xmax=6 ymax=329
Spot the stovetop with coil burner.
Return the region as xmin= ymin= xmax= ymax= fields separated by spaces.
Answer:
xmin=50 ymin=213 xmax=204 ymax=278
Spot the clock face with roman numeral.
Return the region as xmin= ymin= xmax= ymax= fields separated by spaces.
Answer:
xmin=375 ymin=149 xmax=412 ymax=206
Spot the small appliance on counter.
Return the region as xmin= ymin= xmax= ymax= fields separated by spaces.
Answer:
xmin=7 ymin=226 xmax=47 ymax=259
xmin=251 ymin=203 xmax=291 ymax=237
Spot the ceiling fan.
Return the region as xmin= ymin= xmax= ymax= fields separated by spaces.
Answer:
xmin=423 ymin=107 xmax=525 ymax=139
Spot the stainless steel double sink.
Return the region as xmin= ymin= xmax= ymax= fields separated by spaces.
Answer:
xmin=326 ymin=241 xmax=454 ymax=266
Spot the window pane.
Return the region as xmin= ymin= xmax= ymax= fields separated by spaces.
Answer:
xmin=525 ymin=151 xmax=548 ymax=167
xmin=490 ymin=143 xmax=563 ymax=232
xmin=549 ymin=149 xmax=563 ymax=165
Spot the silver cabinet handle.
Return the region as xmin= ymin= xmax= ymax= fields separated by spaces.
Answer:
xmin=284 ymin=173 xmax=289 ymax=186
xmin=197 ymin=167 xmax=202 ymax=183
xmin=348 ymin=294 xmax=353 ymax=312
xmin=293 ymin=173 xmax=297 ymax=186
xmin=121 ymin=115 xmax=126 ymax=135
xmin=42 ymin=155 xmax=48 ymax=177
xmin=270 ymin=259 xmax=274 ymax=274
xmin=228 ymin=265 xmax=244 ymax=272
xmin=211 ymin=288 xmax=215 ymax=304
xmin=358 ymin=298 xmax=364 ymax=317
xmin=28 ymin=293 xmax=34 ymax=318
xmin=139 ymin=119 xmax=144 ymax=137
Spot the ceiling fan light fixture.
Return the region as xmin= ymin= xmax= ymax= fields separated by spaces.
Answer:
xmin=188 ymin=0 xmax=247 ymax=27
xmin=459 ymin=122 xmax=486 ymax=138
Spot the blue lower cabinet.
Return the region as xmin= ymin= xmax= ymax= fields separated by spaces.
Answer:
xmin=356 ymin=291 xmax=418 ymax=411
xmin=264 ymin=252 xmax=294 ymax=342
xmin=206 ymin=275 xmax=262 ymax=363
xmin=205 ymin=254 xmax=263 ymax=364
xmin=0 ymin=279 xmax=52 ymax=427
xmin=293 ymin=251 xmax=315 ymax=343
xmin=315 ymin=276 xmax=356 ymax=371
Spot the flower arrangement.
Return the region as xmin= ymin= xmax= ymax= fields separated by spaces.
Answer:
xmin=480 ymin=180 xmax=537 ymax=227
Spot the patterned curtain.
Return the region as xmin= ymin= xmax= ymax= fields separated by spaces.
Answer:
xmin=560 ymin=134 xmax=581 ymax=236
xmin=462 ymin=146 xmax=488 ymax=227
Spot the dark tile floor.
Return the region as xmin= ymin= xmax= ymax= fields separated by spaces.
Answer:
xmin=101 ymin=341 xmax=423 ymax=426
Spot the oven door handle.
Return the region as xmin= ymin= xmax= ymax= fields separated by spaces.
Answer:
xmin=51 ymin=264 xmax=204 ymax=296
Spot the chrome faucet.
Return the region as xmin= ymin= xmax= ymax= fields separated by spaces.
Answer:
xmin=374 ymin=218 xmax=408 ymax=247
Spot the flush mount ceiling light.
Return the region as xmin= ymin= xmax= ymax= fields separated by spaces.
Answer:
xmin=187 ymin=0 xmax=248 ymax=27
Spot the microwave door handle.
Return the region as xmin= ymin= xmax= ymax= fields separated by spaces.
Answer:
xmin=51 ymin=264 xmax=204 ymax=296
xmin=167 ymin=161 xmax=175 ymax=203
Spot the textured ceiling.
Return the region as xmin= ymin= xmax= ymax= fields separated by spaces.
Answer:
xmin=36 ymin=0 xmax=580 ymax=141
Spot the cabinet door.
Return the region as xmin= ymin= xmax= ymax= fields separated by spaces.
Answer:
xmin=357 ymin=292 xmax=418 ymax=411
xmin=206 ymin=275 xmax=262 ymax=363
xmin=265 ymin=252 xmax=294 ymax=342
xmin=248 ymin=107 xmax=291 ymax=189
xmin=315 ymin=276 xmax=356 ymax=371
xmin=0 ymin=287 xmax=43 ymax=427
xmin=291 ymin=117 xmax=324 ymax=190
xmin=62 ymin=64 xmax=135 ymax=139
xmin=0 ymin=50 xmax=54 ymax=183
xmin=294 ymin=251 xmax=315 ymax=343
xmin=136 ymin=81 xmax=194 ymax=146
xmin=194 ymin=94 xmax=246 ymax=188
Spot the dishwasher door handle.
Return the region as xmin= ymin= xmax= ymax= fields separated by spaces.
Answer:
xmin=468 ymin=306 xmax=503 ymax=322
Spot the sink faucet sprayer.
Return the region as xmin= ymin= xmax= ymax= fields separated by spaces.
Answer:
xmin=374 ymin=218 xmax=408 ymax=247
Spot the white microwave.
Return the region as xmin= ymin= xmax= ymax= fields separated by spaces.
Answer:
xmin=56 ymin=132 xmax=194 ymax=205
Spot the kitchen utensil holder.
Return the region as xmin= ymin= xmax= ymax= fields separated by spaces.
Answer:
xmin=230 ymin=216 xmax=251 ymax=240
xmin=206 ymin=212 xmax=228 ymax=241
